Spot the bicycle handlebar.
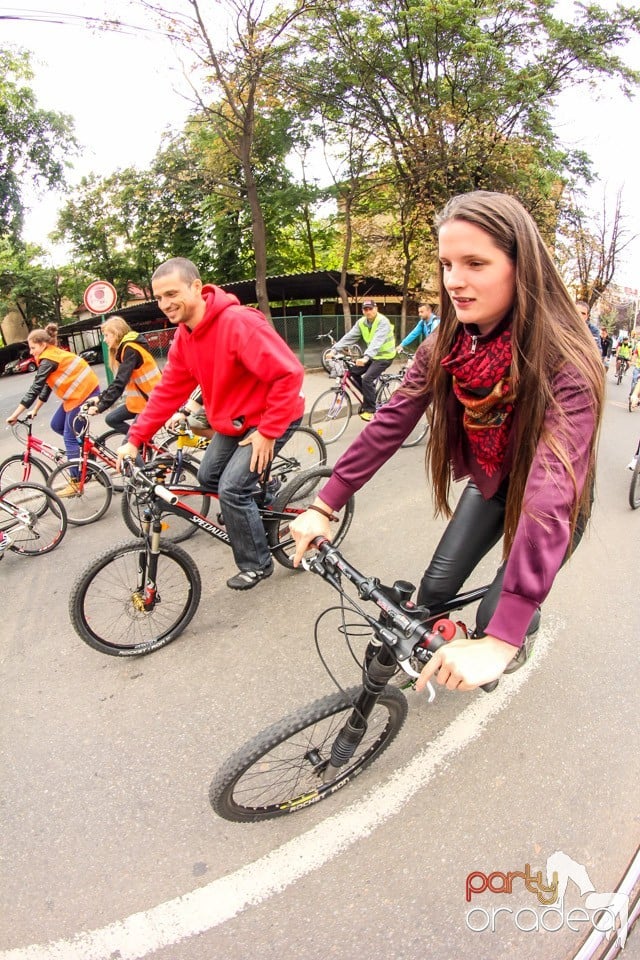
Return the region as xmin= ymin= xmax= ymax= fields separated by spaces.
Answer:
xmin=120 ymin=458 xmax=179 ymax=505
xmin=305 ymin=539 xmax=499 ymax=693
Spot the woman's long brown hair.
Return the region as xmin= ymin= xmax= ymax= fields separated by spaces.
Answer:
xmin=423 ymin=191 xmax=604 ymax=557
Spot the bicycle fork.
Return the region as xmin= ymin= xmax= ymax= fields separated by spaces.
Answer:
xmin=133 ymin=516 xmax=163 ymax=612
xmin=321 ymin=643 xmax=397 ymax=783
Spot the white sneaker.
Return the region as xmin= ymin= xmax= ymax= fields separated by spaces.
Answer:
xmin=627 ymin=458 xmax=637 ymax=471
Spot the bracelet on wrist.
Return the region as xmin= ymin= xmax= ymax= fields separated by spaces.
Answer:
xmin=307 ymin=504 xmax=336 ymax=521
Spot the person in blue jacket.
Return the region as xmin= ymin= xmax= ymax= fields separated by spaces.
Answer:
xmin=397 ymin=302 xmax=440 ymax=353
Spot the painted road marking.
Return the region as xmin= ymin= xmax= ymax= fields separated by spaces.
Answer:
xmin=2 ymin=625 xmax=555 ymax=960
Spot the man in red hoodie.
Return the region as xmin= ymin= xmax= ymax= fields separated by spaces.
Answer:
xmin=118 ymin=257 xmax=305 ymax=590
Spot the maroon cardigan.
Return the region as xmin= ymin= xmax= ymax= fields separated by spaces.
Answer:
xmin=319 ymin=333 xmax=597 ymax=648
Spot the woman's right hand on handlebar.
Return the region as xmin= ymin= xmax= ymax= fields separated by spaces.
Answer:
xmin=290 ymin=505 xmax=334 ymax=567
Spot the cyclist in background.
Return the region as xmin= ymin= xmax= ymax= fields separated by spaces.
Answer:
xmin=327 ymin=299 xmax=396 ymax=421
xmin=291 ymin=190 xmax=603 ymax=692
xmin=84 ymin=317 xmax=161 ymax=437
xmin=397 ymin=302 xmax=440 ymax=353
xmin=6 ymin=329 xmax=100 ymax=495
xmin=616 ymin=336 xmax=632 ymax=379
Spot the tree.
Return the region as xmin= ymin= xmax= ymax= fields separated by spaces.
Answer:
xmin=131 ymin=0 xmax=317 ymax=321
xmin=0 ymin=47 xmax=75 ymax=242
xmin=294 ymin=0 xmax=640 ymax=297
xmin=557 ymin=189 xmax=637 ymax=306
xmin=0 ymin=240 xmax=71 ymax=328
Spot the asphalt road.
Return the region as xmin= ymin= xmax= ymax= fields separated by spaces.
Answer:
xmin=1 ymin=364 xmax=639 ymax=960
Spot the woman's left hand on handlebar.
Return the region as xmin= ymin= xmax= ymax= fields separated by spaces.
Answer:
xmin=290 ymin=509 xmax=333 ymax=567
xmin=415 ymin=634 xmax=518 ymax=693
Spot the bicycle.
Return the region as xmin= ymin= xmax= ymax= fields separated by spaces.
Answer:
xmin=316 ymin=331 xmax=363 ymax=373
xmin=209 ymin=538 xmax=499 ymax=822
xmin=615 ymin=356 xmax=630 ymax=385
xmin=0 ymin=414 xmax=171 ymax=497
xmin=309 ymin=355 xmax=429 ymax=447
xmin=0 ymin=481 xmax=67 ymax=556
xmin=68 ymin=465 xmax=355 ymax=657
xmin=120 ymin=421 xmax=329 ymax=543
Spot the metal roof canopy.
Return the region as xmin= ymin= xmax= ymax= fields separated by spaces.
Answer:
xmin=58 ymin=270 xmax=402 ymax=336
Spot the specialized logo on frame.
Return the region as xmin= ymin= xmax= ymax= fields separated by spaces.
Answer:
xmin=465 ymin=850 xmax=629 ymax=947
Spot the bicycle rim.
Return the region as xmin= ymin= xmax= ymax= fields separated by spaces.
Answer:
xmin=210 ymin=686 xmax=407 ymax=822
xmin=1 ymin=482 xmax=67 ymax=555
xmin=309 ymin=389 xmax=351 ymax=443
xmin=69 ymin=540 xmax=202 ymax=655
xmin=400 ymin=417 xmax=429 ymax=448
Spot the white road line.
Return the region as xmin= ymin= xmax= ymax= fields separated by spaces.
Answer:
xmin=2 ymin=625 xmax=555 ymax=960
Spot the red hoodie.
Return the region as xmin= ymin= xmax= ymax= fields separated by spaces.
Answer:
xmin=129 ymin=285 xmax=305 ymax=444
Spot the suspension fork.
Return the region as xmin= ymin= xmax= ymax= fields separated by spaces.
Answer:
xmin=135 ymin=515 xmax=163 ymax=611
xmin=321 ymin=642 xmax=398 ymax=783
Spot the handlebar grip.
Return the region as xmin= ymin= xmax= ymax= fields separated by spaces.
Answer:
xmin=154 ymin=485 xmax=178 ymax=505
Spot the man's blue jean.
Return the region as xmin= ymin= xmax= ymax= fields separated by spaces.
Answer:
xmin=50 ymin=389 xmax=100 ymax=478
xmin=630 ymin=366 xmax=640 ymax=395
xmin=197 ymin=418 xmax=302 ymax=571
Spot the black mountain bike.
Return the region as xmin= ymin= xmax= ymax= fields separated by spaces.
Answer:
xmin=210 ymin=539 xmax=498 ymax=822
xmin=69 ymin=466 xmax=354 ymax=657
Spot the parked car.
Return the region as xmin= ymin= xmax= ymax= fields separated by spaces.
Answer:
xmin=4 ymin=355 xmax=36 ymax=376
xmin=79 ymin=345 xmax=104 ymax=365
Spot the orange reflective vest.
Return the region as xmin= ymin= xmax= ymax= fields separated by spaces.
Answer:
xmin=119 ymin=339 xmax=162 ymax=413
xmin=40 ymin=346 xmax=100 ymax=411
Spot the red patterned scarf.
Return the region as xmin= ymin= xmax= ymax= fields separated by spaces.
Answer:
xmin=441 ymin=325 xmax=515 ymax=478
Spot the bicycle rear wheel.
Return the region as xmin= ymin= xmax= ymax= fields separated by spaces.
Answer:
xmin=1 ymin=482 xmax=67 ymax=555
xmin=266 ymin=466 xmax=355 ymax=568
xmin=69 ymin=539 xmax=202 ymax=656
xmin=47 ymin=458 xmax=113 ymax=525
xmin=120 ymin=458 xmax=209 ymax=543
xmin=210 ymin=685 xmax=407 ymax=822
xmin=629 ymin=460 xmax=640 ymax=509
xmin=271 ymin=426 xmax=327 ymax=491
xmin=308 ymin=388 xmax=352 ymax=444
xmin=0 ymin=453 xmax=50 ymax=489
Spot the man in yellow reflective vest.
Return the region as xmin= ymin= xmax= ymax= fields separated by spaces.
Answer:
xmin=328 ymin=299 xmax=397 ymax=421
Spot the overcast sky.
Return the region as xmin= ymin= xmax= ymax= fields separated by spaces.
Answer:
xmin=5 ymin=1 xmax=640 ymax=290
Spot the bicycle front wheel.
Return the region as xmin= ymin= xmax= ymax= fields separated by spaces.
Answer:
xmin=309 ymin=388 xmax=352 ymax=444
xmin=0 ymin=453 xmax=50 ymax=489
xmin=401 ymin=417 xmax=429 ymax=448
xmin=1 ymin=482 xmax=67 ymax=555
xmin=629 ymin=459 xmax=640 ymax=509
xmin=210 ymin=685 xmax=408 ymax=822
xmin=267 ymin=466 xmax=355 ymax=568
xmin=47 ymin=458 xmax=113 ymax=525
xmin=120 ymin=458 xmax=209 ymax=543
xmin=69 ymin=539 xmax=202 ymax=656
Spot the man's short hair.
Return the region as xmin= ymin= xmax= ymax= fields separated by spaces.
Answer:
xmin=152 ymin=258 xmax=201 ymax=285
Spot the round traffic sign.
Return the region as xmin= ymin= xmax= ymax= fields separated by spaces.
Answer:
xmin=83 ymin=280 xmax=118 ymax=315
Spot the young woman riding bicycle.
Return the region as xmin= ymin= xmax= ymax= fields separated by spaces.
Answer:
xmin=6 ymin=329 xmax=100 ymax=496
xmin=291 ymin=190 xmax=604 ymax=693
xmin=84 ymin=317 xmax=162 ymax=442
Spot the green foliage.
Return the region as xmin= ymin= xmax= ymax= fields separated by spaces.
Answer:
xmin=0 ymin=239 xmax=71 ymax=327
xmin=0 ymin=47 xmax=76 ymax=242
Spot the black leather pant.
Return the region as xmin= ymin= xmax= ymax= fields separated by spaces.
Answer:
xmin=416 ymin=479 xmax=586 ymax=636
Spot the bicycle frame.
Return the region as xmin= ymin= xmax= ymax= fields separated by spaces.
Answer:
xmin=9 ymin=417 xmax=65 ymax=468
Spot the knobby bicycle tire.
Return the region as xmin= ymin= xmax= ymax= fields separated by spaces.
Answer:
xmin=629 ymin=460 xmax=640 ymax=509
xmin=120 ymin=458 xmax=209 ymax=543
xmin=210 ymin=685 xmax=408 ymax=822
xmin=47 ymin=458 xmax=113 ymax=525
xmin=309 ymin=388 xmax=352 ymax=443
xmin=266 ymin=466 xmax=355 ymax=568
xmin=69 ymin=539 xmax=202 ymax=656
xmin=1 ymin=482 xmax=67 ymax=555
xmin=0 ymin=453 xmax=50 ymax=490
